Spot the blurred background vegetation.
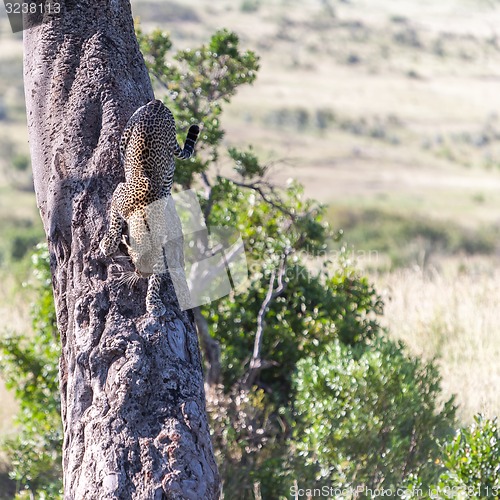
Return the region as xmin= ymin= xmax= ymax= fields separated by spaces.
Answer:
xmin=1 ymin=0 xmax=500 ymax=498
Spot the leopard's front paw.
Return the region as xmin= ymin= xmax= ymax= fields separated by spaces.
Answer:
xmin=146 ymin=274 xmax=166 ymax=317
xmin=100 ymin=236 xmax=118 ymax=257
xmin=146 ymin=297 xmax=166 ymax=317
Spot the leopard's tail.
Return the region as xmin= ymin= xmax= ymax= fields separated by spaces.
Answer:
xmin=174 ymin=124 xmax=200 ymax=160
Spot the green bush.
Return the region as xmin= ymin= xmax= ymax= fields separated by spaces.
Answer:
xmin=409 ymin=415 xmax=500 ymax=499
xmin=405 ymin=415 xmax=500 ymax=498
xmin=293 ymin=337 xmax=457 ymax=495
xmin=0 ymin=244 xmax=62 ymax=499
xmin=12 ymin=154 xmax=30 ymax=172
xmin=205 ymin=182 xmax=382 ymax=392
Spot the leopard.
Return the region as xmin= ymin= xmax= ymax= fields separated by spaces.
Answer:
xmin=100 ymin=99 xmax=200 ymax=316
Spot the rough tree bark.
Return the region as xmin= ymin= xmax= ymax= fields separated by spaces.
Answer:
xmin=23 ymin=1 xmax=220 ymax=498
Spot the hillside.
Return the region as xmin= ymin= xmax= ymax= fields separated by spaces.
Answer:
xmin=133 ymin=0 xmax=500 ymax=225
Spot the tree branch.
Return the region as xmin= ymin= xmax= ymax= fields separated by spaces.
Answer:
xmin=227 ymin=177 xmax=299 ymax=220
xmin=242 ymin=251 xmax=289 ymax=388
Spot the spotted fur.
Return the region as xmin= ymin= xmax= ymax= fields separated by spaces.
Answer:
xmin=100 ymin=99 xmax=199 ymax=316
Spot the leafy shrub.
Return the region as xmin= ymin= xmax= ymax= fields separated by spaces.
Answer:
xmin=336 ymin=114 xmax=402 ymax=143
xmin=137 ymin=27 xmax=259 ymax=187
xmin=405 ymin=415 xmax=500 ymax=499
xmin=10 ymin=229 xmax=42 ymax=261
xmin=204 ymin=179 xmax=382 ymax=391
xmin=315 ymin=108 xmax=335 ymax=130
xmin=434 ymin=415 xmax=500 ymax=499
xmin=293 ymin=338 xmax=457 ymax=495
xmin=0 ymin=138 xmax=33 ymax=191
xmin=264 ymin=107 xmax=309 ymax=130
xmin=0 ymin=244 xmax=62 ymax=499
xmin=393 ymin=26 xmax=422 ymax=48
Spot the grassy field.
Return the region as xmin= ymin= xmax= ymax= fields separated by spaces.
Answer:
xmin=377 ymin=259 xmax=500 ymax=422
xmin=0 ymin=0 xmax=499 ymax=456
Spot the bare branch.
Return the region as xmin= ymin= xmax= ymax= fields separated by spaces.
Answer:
xmin=242 ymin=250 xmax=290 ymax=388
xmin=228 ymin=177 xmax=299 ymax=220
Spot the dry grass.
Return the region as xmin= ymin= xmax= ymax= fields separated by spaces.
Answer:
xmin=374 ymin=258 xmax=500 ymax=423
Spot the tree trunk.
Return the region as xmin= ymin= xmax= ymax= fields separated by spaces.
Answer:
xmin=23 ymin=2 xmax=220 ymax=498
